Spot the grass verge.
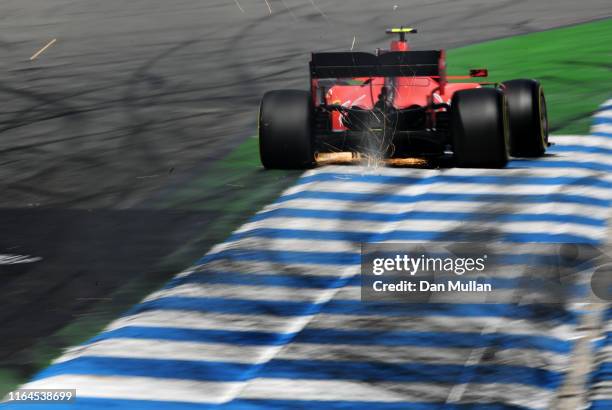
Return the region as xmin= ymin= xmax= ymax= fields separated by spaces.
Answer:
xmin=447 ymin=18 xmax=612 ymax=134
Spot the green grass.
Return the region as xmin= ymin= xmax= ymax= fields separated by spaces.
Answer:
xmin=447 ymin=18 xmax=612 ymax=134
xmin=2 ymin=18 xmax=610 ymax=396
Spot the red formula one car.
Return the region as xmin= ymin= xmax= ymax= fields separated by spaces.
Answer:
xmin=259 ymin=27 xmax=549 ymax=169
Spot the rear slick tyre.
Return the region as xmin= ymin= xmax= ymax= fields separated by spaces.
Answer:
xmin=502 ymin=79 xmax=548 ymax=157
xmin=259 ymin=90 xmax=315 ymax=169
xmin=451 ymin=88 xmax=509 ymax=168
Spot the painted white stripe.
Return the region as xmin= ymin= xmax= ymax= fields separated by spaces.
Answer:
xmin=19 ymin=375 xmax=242 ymax=404
xmin=52 ymin=338 xmax=569 ymax=372
xmin=278 ymin=342 xmax=569 ymax=371
xmin=16 ymin=375 xmax=555 ymax=408
xmin=233 ymin=217 xmax=605 ymax=239
xmin=238 ymin=378 xmax=553 ymax=410
xmin=589 ymin=379 xmax=612 ymax=399
xmin=261 ymin=199 xmax=610 ymax=220
xmin=259 ymin=198 xmax=610 ymax=219
xmin=593 ymin=110 xmax=612 ymax=119
xmin=205 ymin=237 xmax=447 ymax=259
xmin=592 ymin=123 xmax=612 ymax=135
xmin=54 ymin=339 xmax=272 ymax=365
xmin=301 ymin=160 xmax=611 ymax=179
xmin=595 ymin=350 xmax=612 ymax=364
xmin=145 ymin=281 xmax=586 ymax=305
xmin=107 ymin=310 xmax=306 ymax=334
xmin=553 ymin=135 xmax=612 ymax=149
xmin=106 ymin=310 xmax=576 ymax=340
xmin=591 ymin=394 xmax=612 ymax=403
xmin=515 ymin=151 xmax=612 ymax=165
xmin=196 ymin=258 xmax=358 ymax=277
xmin=209 ymin=236 xmax=603 ymax=259
xmin=305 ymin=313 xmax=577 ymax=339
xmin=591 ymin=380 xmax=612 ymax=389
xmin=283 ymin=180 xmax=612 ymax=200
xmin=201 ymin=241 xmax=605 ymax=261
xmin=302 ymin=168 xmax=611 ymax=184
xmin=145 ymin=283 xmax=326 ymax=302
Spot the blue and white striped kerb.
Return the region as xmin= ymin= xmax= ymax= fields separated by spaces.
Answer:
xmin=3 ymin=100 xmax=612 ymax=410
xmin=586 ymin=99 xmax=612 ymax=410
xmin=589 ymin=307 xmax=612 ymax=410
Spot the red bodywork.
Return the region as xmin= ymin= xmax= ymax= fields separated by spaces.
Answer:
xmin=311 ymin=37 xmax=484 ymax=131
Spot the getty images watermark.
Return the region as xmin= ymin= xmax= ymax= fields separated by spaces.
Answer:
xmin=361 ymin=243 xmax=612 ymax=304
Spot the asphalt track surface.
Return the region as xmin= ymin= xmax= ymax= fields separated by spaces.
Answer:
xmin=0 ymin=0 xmax=610 ymax=390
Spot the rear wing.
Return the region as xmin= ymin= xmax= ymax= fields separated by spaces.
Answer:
xmin=310 ymin=50 xmax=441 ymax=78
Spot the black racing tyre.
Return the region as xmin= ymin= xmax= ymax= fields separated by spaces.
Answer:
xmin=258 ymin=90 xmax=315 ymax=169
xmin=502 ymin=79 xmax=548 ymax=157
xmin=451 ymin=88 xmax=509 ymax=168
